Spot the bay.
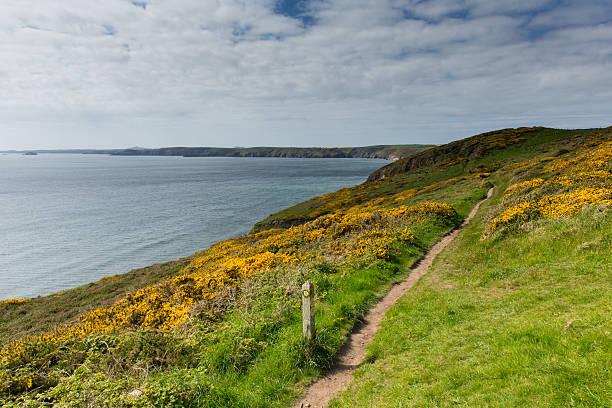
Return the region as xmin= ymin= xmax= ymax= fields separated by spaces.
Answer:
xmin=0 ymin=154 xmax=386 ymax=300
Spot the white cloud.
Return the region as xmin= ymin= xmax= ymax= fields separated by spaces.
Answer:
xmin=0 ymin=0 xmax=610 ymax=149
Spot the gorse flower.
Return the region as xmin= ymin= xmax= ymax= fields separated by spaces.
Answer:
xmin=0 ymin=298 xmax=29 ymax=306
xmin=485 ymin=139 xmax=612 ymax=235
xmin=504 ymin=179 xmax=545 ymax=198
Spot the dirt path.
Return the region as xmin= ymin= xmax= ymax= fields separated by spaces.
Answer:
xmin=294 ymin=187 xmax=494 ymax=408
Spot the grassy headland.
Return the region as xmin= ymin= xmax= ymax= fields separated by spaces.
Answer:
xmin=0 ymin=126 xmax=610 ymax=407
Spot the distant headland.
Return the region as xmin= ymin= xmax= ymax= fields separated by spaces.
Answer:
xmin=0 ymin=144 xmax=435 ymax=161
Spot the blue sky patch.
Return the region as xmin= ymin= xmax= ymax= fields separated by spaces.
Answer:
xmin=274 ymin=0 xmax=316 ymax=27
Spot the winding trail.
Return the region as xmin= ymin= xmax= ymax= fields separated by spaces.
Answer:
xmin=294 ymin=187 xmax=494 ymax=408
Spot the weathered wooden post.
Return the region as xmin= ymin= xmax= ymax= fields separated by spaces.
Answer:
xmin=302 ymin=281 xmax=315 ymax=341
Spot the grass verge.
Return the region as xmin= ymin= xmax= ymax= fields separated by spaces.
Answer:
xmin=329 ymin=180 xmax=611 ymax=408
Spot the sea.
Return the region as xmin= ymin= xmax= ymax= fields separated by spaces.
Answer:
xmin=0 ymin=154 xmax=387 ymax=300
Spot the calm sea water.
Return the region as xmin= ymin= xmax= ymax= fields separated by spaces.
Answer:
xmin=0 ymin=154 xmax=386 ymax=300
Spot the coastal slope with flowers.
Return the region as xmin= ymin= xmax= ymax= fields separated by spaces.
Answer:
xmin=1 ymin=126 xmax=610 ymax=407
xmin=330 ymin=130 xmax=611 ymax=407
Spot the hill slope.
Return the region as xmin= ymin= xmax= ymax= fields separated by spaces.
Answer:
xmin=331 ymin=133 xmax=611 ymax=407
xmin=0 ymin=126 xmax=610 ymax=407
xmin=253 ymin=127 xmax=595 ymax=232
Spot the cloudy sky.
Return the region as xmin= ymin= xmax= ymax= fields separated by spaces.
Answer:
xmin=0 ymin=0 xmax=611 ymax=149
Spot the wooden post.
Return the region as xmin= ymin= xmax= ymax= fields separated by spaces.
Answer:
xmin=302 ymin=281 xmax=315 ymax=341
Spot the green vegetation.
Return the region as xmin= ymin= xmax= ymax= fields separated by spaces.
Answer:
xmin=110 ymin=144 xmax=434 ymax=160
xmin=330 ymin=205 xmax=611 ymax=408
xmin=0 ymin=197 xmax=481 ymax=407
xmin=1 ymin=126 xmax=610 ymax=407
xmin=331 ymin=133 xmax=612 ymax=407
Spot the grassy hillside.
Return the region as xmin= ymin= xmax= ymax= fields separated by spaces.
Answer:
xmin=253 ymin=127 xmax=593 ymax=232
xmin=0 ymin=126 xmax=609 ymax=407
xmin=331 ymin=131 xmax=611 ymax=407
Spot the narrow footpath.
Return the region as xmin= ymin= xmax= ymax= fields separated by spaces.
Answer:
xmin=294 ymin=187 xmax=494 ymax=408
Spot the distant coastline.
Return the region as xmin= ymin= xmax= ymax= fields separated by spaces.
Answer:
xmin=0 ymin=144 xmax=434 ymax=161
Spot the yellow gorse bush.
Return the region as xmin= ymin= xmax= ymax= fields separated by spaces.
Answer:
xmin=486 ymin=140 xmax=612 ymax=234
xmin=0 ymin=299 xmax=29 ymax=306
xmin=489 ymin=188 xmax=612 ymax=231
xmin=503 ymin=178 xmax=545 ymax=198
xmin=505 ymin=156 xmax=555 ymax=171
xmin=284 ymin=169 xmax=490 ymax=222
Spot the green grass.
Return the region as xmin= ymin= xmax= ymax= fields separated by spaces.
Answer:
xmin=139 ymin=209 xmax=479 ymax=408
xmin=329 ymin=176 xmax=612 ymax=408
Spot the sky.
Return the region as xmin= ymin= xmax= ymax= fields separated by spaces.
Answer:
xmin=0 ymin=0 xmax=611 ymax=149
